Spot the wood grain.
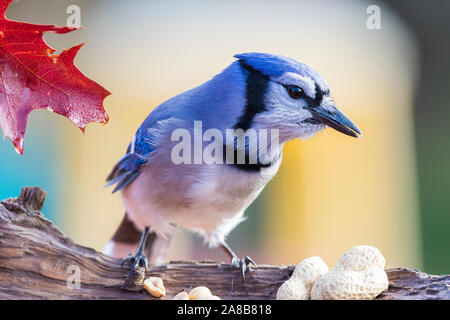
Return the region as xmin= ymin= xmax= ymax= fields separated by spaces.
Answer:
xmin=0 ymin=187 xmax=448 ymax=300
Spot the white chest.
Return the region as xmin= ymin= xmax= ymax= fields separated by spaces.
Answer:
xmin=122 ymin=153 xmax=282 ymax=244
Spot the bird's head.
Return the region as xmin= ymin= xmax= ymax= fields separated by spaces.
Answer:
xmin=233 ymin=53 xmax=361 ymax=142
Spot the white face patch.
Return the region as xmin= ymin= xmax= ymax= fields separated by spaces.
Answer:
xmin=319 ymin=96 xmax=336 ymax=113
xmin=255 ymin=81 xmax=326 ymax=142
xmin=273 ymin=72 xmax=316 ymax=99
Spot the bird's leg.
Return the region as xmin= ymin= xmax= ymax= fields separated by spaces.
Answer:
xmin=122 ymin=226 xmax=150 ymax=269
xmin=220 ymin=241 xmax=256 ymax=284
xmin=121 ymin=227 xmax=150 ymax=291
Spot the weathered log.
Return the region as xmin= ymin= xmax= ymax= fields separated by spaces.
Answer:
xmin=0 ymin=187 xmax=448 ymax=300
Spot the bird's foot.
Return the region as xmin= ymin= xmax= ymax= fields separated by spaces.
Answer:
xmin=230 ymin=256 xmax=256 ymax=284
xmin=121 ymin=251 xmax=149 ymax=270
xmin=120 ymin=252 xmax=148 ymax=291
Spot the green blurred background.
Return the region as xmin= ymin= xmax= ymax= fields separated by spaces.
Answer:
xmin=1 ymin=0 xmax=449 ymax=274
xmin=387 ymin=0 xmax=450 ymax=274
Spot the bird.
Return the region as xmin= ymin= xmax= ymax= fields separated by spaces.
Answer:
xmin=103 ymin=52 xmax=361 ymax=287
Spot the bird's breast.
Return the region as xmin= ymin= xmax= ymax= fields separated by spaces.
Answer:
xmin=121 ymin=152 xmax=282 ymax=237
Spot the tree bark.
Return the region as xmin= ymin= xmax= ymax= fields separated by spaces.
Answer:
xmin=0 ymin=187 xmax=448 ymax=300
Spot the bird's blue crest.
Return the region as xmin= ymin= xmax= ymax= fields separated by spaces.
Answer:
xmin=234 ymin=52 xmax=323 ymax=81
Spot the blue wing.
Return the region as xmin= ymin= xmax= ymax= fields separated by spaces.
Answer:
xmin=106 ymin=73 xmax=200 ymax=193
xmin=106 ymin=127 xmax=153 ymax=193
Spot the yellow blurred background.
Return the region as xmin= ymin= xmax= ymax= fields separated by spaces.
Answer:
xmin=1 ymin=0 xmax=429 ymax=270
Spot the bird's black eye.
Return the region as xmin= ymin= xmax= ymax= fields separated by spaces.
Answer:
xmin=286 ymin=85 xmax=304 ymax=99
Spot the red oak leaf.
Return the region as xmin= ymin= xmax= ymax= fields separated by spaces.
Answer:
xmin=0 ymin=0 xmax=110 ymax=154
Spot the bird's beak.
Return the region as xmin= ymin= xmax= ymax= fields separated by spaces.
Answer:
xmin=310 ymin=105 xmax=362 ymax=138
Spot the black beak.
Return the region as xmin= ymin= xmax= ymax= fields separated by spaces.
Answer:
xmin=310 ymin=106 xmax=362 ymax=138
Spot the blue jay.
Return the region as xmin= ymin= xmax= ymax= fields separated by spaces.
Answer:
xmin=104 ymin=53 xmax=361 ymax=287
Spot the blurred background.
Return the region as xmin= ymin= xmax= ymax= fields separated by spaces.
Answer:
xmin=1 ymin=0 xmax=449 ymax=274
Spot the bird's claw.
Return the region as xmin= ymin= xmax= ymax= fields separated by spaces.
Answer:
xmin=121 ymin=252 xmax=148 ymax=270
xmin=120 ymin=253 xmax=134 ymax=266
xmin=120 ymin=252 xmax=148 ymax=291
xmin=230 ymin=256 xmax=256 ymax=284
